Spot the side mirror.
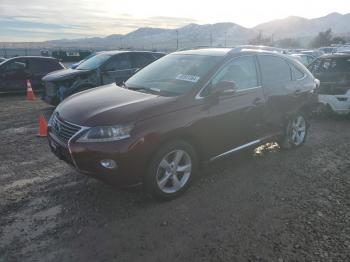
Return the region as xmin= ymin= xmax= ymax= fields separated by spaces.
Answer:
xmin=211 ymin=81 xmax=236 ymax=96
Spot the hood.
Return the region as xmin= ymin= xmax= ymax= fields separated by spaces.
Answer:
xmin=56 ymin=84 xmax=177 ymax=126
xmin=42 ymin=68 xmax=90 ymax=82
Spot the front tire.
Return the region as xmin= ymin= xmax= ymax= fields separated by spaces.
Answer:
xmin=143 ymin=141 xmax=198 ymax=200
xmin=280 ymin=113 xmax=308 ymax=149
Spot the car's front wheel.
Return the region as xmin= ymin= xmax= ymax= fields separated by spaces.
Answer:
xmin=280 ymin=113 xmax=308 ymax=149
xmin=144 ymin=141 xmax=197 ymax=200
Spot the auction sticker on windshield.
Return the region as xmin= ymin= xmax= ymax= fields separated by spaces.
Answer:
xmin=176 ymin=74 xmax=200 ymax=83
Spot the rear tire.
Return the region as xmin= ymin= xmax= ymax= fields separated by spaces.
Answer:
xmin=280 ymin=113 xmax=308 ymax=149
xmin=143 ymin=141 xmax=198 ymax=201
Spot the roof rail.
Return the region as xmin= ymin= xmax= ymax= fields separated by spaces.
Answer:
xmin=229 ymin=45 xmax=287 ymax=54
xmin=176 ymin=46 xmax=233 ymax=51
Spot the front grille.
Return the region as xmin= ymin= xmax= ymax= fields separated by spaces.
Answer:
xmin=50 ymin=113 xmax=82 ymax=144
xmin=45 ymin=81 xmax=57 ymax=96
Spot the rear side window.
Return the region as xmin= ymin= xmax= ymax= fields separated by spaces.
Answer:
xmin=104 ymin=54 xmax=132 ymax=71
xmin=131 ymin=53 xmax=155 ymax=68
xmin=290 ymin=64 xmax=305 ymax=80
xmin=308 ymin=59 xmax=323 ymax=74
xmin=29 ymin=59 xmax=62 ymax=74
xmin=4 ymin=59 xmax=28 ymax=71
xmin=258 ymin=55 xmax=291 ymax=93
xmin=211 ymin=56 xmax=258 ymax=91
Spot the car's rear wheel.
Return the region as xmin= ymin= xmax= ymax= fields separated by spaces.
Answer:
xmin=144 ymin=141 xmax=197 ymax=200
xmin=280 ymin=113 xmax=308 ymax=149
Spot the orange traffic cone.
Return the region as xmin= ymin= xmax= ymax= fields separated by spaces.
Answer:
xmin=37 ymin=114 xmax=47 ymax=137
xmin=26 ymin=80 xmax=36 ymax=101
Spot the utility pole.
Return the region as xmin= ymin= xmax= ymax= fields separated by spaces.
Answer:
xmin=224 ymin=31 xmax=227 ymax=47
xmin=176 ymin=30 xmax=179 ymax=50
xmin=210 ymin=32 xmax=213 ymax=47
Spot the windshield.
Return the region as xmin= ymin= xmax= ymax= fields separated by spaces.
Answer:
xmin=125 ymin=54 xmax=221 ymax=96
xmin=76 ymin=54 xmax=111 ymax=70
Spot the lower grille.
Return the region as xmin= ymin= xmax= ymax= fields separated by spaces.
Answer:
xmin=50 ymin=113 xmax=82 ymax=144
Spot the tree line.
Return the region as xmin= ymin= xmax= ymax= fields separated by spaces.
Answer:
xmin=248 ymin=29 xmax=349 ymax=49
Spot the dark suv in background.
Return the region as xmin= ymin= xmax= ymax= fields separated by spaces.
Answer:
xmin=42 ymin=51 xmax=165 ymax=105
xmin=48 ymin=48 xmax=317 ymax=200
xmin=0 ymin=56 xmax=64 ymax=94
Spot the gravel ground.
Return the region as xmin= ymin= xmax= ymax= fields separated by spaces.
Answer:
xmin=0 ymin=96 xmax=349 ymax=262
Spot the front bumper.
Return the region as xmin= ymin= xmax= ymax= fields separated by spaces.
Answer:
xmin=47 ymin=129 xmax=151 ymax=187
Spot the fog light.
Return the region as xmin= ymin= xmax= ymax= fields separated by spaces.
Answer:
xmin=100 ymin=159 xmax=117 ymax=169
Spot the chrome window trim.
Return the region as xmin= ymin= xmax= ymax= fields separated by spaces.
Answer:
xmin=296 ymin=74 xmax=307 ymax=81
xmin=105 ymin=67 xmax=138 ymax=73
xmin=210 ymin=139 xmax=261 ymax=161
xmin=209 ymin=134 xmax=277 ymax=162
xmin=288 ymin=61 xmax=307 ymax=81
xmin=235 ymin=85 xmax=263 ymax=93
xmin=195 ymin=54 xmax=260 ymax=100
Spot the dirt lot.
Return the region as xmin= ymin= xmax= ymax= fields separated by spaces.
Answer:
xmin=0 ymin=96 xmax=349 ymax=262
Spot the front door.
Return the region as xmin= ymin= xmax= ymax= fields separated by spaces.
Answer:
xmin=202 ymin=55 xmax=265 ymax=158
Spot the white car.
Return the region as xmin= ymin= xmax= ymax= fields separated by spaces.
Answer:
xmin=318 ymin=90 xmax=350 ymax=115
xmin=308 ymin=53 xmax=350 ymax=115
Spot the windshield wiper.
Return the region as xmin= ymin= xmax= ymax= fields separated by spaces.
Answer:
xmin=127 ymin=86 xmax=160 ymax=95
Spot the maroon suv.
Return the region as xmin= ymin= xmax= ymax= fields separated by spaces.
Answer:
xmin=47 ymin=48 xmax=318 ymax=200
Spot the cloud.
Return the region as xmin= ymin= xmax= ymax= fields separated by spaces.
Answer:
xmin=0 ymin=0 xmax=198 ymax=41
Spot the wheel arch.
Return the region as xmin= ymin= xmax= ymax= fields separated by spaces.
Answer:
xmin=148 ymin=132 xmax=205 ymax=164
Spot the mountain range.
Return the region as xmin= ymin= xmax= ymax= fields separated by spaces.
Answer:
xmin=4 ymin=12 xmax=350 ymax=50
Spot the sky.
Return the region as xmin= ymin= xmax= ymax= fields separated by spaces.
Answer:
xmin=1 ymin=0 xmax=350 ymax=42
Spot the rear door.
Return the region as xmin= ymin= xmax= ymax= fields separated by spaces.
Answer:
xmin=101 ymin=53 xmax=135 ymax=86
xmin=203 ymin=55 xmax=265 ymax=157
xmin=28 ymin=58 xmax=62 ymax=92
xmin=257 ymin=54 xmax=295 ymax=135
xmin=0 ymin=58 xmax=29 ymax=93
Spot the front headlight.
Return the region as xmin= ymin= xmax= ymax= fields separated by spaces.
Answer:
xmin=48 ymin=110 xmax=56 ymax=126
xmin=77 ymin=124 xmax=133 ymax=142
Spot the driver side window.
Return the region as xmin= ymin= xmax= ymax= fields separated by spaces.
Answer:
xmin=211 ymin=56 xmax=258 ymax=91
xmin=5 ymin=59 xmax=27 ymax=71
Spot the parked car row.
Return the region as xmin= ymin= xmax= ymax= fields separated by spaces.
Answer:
xmin=0 ymin=51 xmax=165 ymax=101
xmin=47 ymin=47 xmax=318 ymax=200
xmin=42 ymin=51 xmax=165 ymax=105
xmin=0 ymin=56 xmax=64 ymax=94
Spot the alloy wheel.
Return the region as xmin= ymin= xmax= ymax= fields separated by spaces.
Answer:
xmin=290 ymin=115 xmax=306 ymax=146
xmin=156 ymin=150 xmax=192 ymax=194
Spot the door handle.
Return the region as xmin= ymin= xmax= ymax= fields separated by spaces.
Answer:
xmin=252 ymin=97 xmax=263 ymax=106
